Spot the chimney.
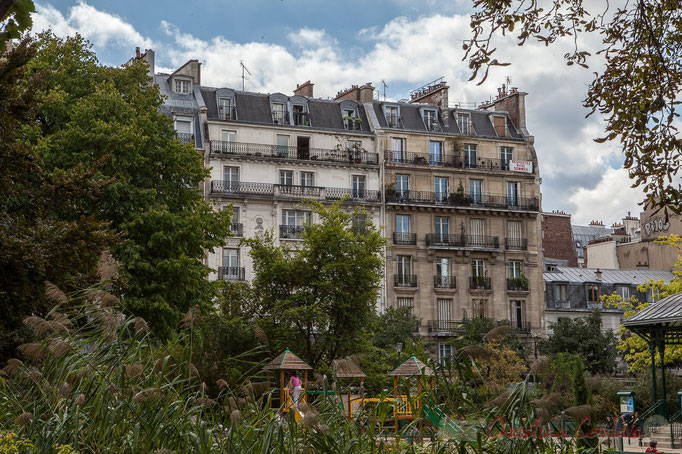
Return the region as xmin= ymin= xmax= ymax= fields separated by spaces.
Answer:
xmin=482 ymin=84 xmax=528 ymax=134
xmin=409 ymin=78 xmax=449 ymax=127
xmin=294 ymin=80 xmax=314 ymax=98
xmin=594 ymin=269 xmax=602 ymax=281
xmin=358 ymin=82 xmax=374 ymax=103
xmin=144 ymin=49 xmax=155 ymax=78
xmin=136 ymin=47 xmax=141 ymax=58
xmin=335 ymin=83 xmax=374 ymax=102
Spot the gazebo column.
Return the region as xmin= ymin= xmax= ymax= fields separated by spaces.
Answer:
xmin=649 ymin=337 xmax=657 ymax=402
xmin=659 ymin=339 xmax=667 ymax=412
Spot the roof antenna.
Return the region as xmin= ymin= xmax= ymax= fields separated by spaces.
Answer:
xmin=381 ymin=80 xmax=388 ymax=101
xmin=240 ymin=60 xmax=252 ymax=91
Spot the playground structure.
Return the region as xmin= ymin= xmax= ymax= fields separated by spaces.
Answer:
xmin=266 ymin=349 xmax=455 ymax=433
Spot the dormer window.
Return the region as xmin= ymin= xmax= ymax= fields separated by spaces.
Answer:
xmin=384 ymin=105 xmax=401 ymax=128
xmin=292 ymin=104 xmax=309 ymax=126
xmin=272 ymin=103 xmax=288 ymax=124
xmin=174 ymin=78 xmax=192 ymax=94
xmin=173 ymin=115 xmax=194 ymax=144
xmin=422 ymin=109 xmax=440 ymax=131
xmin=218 ymin=98 xmax=235 ymax=120
xmin=457 ymin=113 xmax=471 ymax=134
xmin=493 ymin=115 xmax=507 ymax=137
xmin=343 ymin=108 xmax=360 ymax=130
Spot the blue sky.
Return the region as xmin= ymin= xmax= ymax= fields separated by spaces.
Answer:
xmin=32 ymin=0 xmax=645 ymax=226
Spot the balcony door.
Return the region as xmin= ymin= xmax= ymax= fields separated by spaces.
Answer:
xmin=437 ymin=298 xmax=452 ymax=324
xmin=472 ymin=259 xmax=487 ymax=278
xmin=396 ymin=174 xmax=410 ymax=199
xmin=507 ymin=182 xmax=519 ymax=206
xmin=222 ymin=248 xmax=240 ymax=279
xmin=434 ymin=177 xmax=448 ymax=203
xmin=221 ymin=130 xmax=236 ymax=153
xmin=469 ymin=179 xmax=482 ymax=204
xmin=509 ymin=260 xmax=523 ymax=278
xmin=391 ymin=137 xmax=406 ymax=162
xmin=223 ymin=166 xmax=239 ymax=191
xmin=429 ymin=141 xmax=443 ymax=165
xmin=397 ymin=255 xmax=412 ymax=282
xmin=501 ymin=146 xmax=513 ymax=170
xmin=436 ymin=257 xmax=450 ymax=287
xmin=435 ymin=217 xmax=448 ymax=242
xmin=511 ymin=300 xmax=524 ymax=330
xmin=352 ymin=175 xmax=366 ymax=198
xmin=463 ymin=144 xmax=477 ymax=168
xmin=276 ymin=134 xmax=289 ymax=157
xmin=470 ymin=218 xmax=485 ymax=246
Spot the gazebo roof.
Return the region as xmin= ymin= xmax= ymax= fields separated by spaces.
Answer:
xmin=389 ymin=355 xmax=434 ymax=377
xmin=264 ymin=348 xmax=312 ymax=371
xmin=623 ymin=293 xmax=682 ymax=343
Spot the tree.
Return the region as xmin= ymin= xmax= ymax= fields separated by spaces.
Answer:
xmin=540 ymin=311 xmax=618 ymax=374
xmin=464 ymin=0 xmax=682 ymax=214
xmin=0 ymin=38 xmax=114 ymax=358
xmin=0 ymin=0 xmax=34 ymax=50
xmin=243 ymin=201 xmax=386 ymax=369
xmin=25 ymin=33 xmax=233 ymax=337
xmin=371 ymin=306 xmax=420 ymax=351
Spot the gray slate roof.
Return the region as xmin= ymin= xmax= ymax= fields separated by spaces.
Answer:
xmin=623 ymin=292 xmax=682 ymax=327
xmin=572 ymin=225 xmax=614 ymax=238
xmin=155 ymin=74 xmax=204 ymax=149
xmin=544 ymin=267 xmax=675 ymax=284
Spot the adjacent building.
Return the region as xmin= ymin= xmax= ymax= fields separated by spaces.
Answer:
xmin=542 ymin=211 xmax=578 ymax=269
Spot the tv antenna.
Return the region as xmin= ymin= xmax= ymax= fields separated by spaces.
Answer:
xmin=505 ymin=75 xmax=512 ymax=87
xmin=240 ymin=60 xmax=252 ymax=91
xmin=381 ymin=80 xmax=388 ymax=100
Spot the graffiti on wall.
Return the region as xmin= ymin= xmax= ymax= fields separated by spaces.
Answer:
xmin=643 ymin=215 xmax=678 ymax=237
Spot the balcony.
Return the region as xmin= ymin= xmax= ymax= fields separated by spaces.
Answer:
xmin=427 ymin=320 xmax=463 ymax=336
xmin=393 ymin=232 xmax=417 ymax=245
xmin=272 ymin=111 xmax=289 ymax=125
xmin=217 ymin=267 xmax=246 ymax=281
xmin=344 ymin=118 xmax=362 ymax=131
xmin=394 ymin=274 xmax=417 ymax=287
xmin=325 ymin=187 xmax=381 ymax=203
xmin=230 ymin=223 xmax=243 ymax=237
xmin=280 ymin=225 xmax=306 ymax=239
xmin=211 ymin=181 xmax=380 ymax=204
xmin=507 ymin=277 xmax=529 ymax=292
xmin=587 ymin=301 xmax=602 ymax=310
xmin=210 ymin=141 xmax=379 ymax=166
xmin=292 ymin=111 xmax=310 ymax=126
xmin=425 ymin=234 xmax=499 ymax=249
xmin=470 ymin=276 xmax=491 ymax=291
xmin=385 ymin=151 xmax=534 ymax=174
xmin=211 ymin=181 xmax=274 ymax=196
xmin=276 ymin=184 xmax=322 ymax=199
xmin=386 ymin=189 xmax=539 ymax=212
xmin=513 ymin=322 xmax=532 ymax=334
xmin=434 ymin=275 xmax=456 ymax=289
xmin=385 ymin=114 xmax=403 ymax=128
xmin=505 ymin=238 xmax=528 ymax=250
xmin=177 ymin=133 xmax=194 ymax=145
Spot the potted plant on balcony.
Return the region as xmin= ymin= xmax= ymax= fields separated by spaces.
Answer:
xmin=448 ymin=181 xmax=468 ymax=205
xmin=348 ymin=143 xmax=364 ymax=163
xmin=473 ymin=275 xmax=488 ymax=289
xmin=508 ymin=274 xmax=529 ymax=291
xmin=385 ymin=182 xmax=396 ymax=202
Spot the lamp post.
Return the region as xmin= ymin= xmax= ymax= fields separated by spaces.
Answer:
xmin=395 ymin=342 xmax=403 ymax=366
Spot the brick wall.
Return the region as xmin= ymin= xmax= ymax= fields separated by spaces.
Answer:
xmin=542 ymin=213 xmax=578 ymax=267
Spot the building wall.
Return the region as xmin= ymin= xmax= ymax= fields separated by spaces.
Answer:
xmin=545 ymin=310 xmax=623 ymax=334
xmin=616 ymin=241 xmax=678 ymax=270
xmin=584 ymin=241 xmax=619 ymax=269
xmin=542 ymin=213 xmax=578 ymax=267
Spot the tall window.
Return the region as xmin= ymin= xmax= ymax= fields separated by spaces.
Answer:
xmin=272 ymin=103 xmax=287 ymax=124
xmin=397 ymin=297 xmax=413 ymax=309
xmin=507 ymin=182 xmax=519 ymax=206
xmin=424 ymin=110 xmax=438 ymax=130
xmin=348 ymin=140 xmax=362 ymax=151
xmin=222 ymin=248 xmax=240 ymax=279
xmin=279 ymin=170 xmax=293 ymax=186
xmin=231 ymin=207 xmax=241 ymax=235
xmin=501 ymin=146 xmax=513 ymax=170
xmin=174 ymin=116 xmax=192 ymax=134
xmin=391 ymin=137 xmax=406 ymax=162
xmin=437 ymin=298 xmax=452 ymax=322
xmin=352 ymin=214 xmax=366 ymax=234
xmin=174 ymin=79 xmax=191 ymax=94
xmin=220 ymin=130 xmax=236 ymax=153
xmin=473 ymin=299 xmax=487 ymax=318
xmin=434 ymin=177 xmax=448 ymax=202
xmin=396 ymin=174 xmax=410 ymax=197
xmin=436 ymin=257 xmax=450 ymax=278
xmin=617 ymin=285 xmax=631 ymax=300
xmin=396 ymin=215 xmax=410 ymax=233
xmin=472 ymin=259 xmax=487 ymax=277
xmin=352 ymin=175 xmax=366 ymax=198
xmin=282 ymin=210 xmax=310 ymax=226
xmin=223 ymin=166 xmax=239 ymax=190
xmin=463 ymin=144 xmax=477 ymax=168
xmin=385 ymin=106 xmax=400 ymax=127
xmin=587 ymin=284 xmax=600 ymax=302
xmin=219 ymin=98 xmax=234 ymax=119
xmin=435 ymin=217 xmax=448 ymax=241
xmin=429 ymin=141 xmax=443 ymax=165
xmin=554 ymin=283 xmax=568 ymax=301
xmin=343 ymin=108 xmax=357 ymax=130
xmin=512 ymin=301 xmax=524 ymax=329
xmin=470 ymin=219 xmax=485 ymax=245
xmin=469 ymin=179 xmax=483 ymax=203
xmin=438 ymin=343 xmax=453 ymax=366
xmin=507 ymin=221 xmax=522 ymax=239
xmin=276 ymin=135 xmax=289 ymax=157
xmin=397 ymin=255 xmax=412 ymax=278
xmin=300 ymin=171 xmax=314 ymax=187
xmin=509 ymin=260 xmax=523 ymax=278
xmin=457 ymin=114 xmax=470 ymax=134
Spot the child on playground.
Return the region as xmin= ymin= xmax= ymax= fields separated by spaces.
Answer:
xmin=288 ymin=372 xmax=302 ymax=408
xmin=646 ymin=440 xmax=659 ymax=452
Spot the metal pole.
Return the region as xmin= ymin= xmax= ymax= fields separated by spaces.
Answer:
xmin=660 ymin=340 xmax=667 ymax=416
xmin=650 ymin=337 xmax=658 ymax=403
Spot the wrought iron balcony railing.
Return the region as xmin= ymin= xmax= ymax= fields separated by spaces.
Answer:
xmin=210 ymin=141 xmax=379 ymax=166
xmin=394 ymin=274 xmax=417 ymax=287
xmin=427 ymin=320 xmax=464 ymax=335
xmin=177 ymin=133 xmax=194 ymax=145
xmin=507 ymin=277 xmax=529 ymax=291
xmin=211 ymin=181 xmax=380 ymax=204
xmin=386 ymin=189 xmax=539 ymax=211
xmin=292 ymin=111 xmax=310 ymax=126
xmin=230 ymin=223 xmax=243 ymax=237
xmin=385 ymin=151 xmax=534 ymax=174
xmin=425 ymin=234 xmax=499 ymax=249
xmin=324 ymin=187 xmax=381 ymax=202
xmin=385 ymin=114 xmax=403 ymax=128
xmin=470 ymin=276 xmax=492 ymax=290
xmin=393 ymin=232 xmax=417 ymax=245
xmin=217 ymin=266 xmax=246 ymax=281
xmin=211 ymin=181 xmax=275 ymax=196
xmin=434 ymin=275 xmax=456 ymax=289
xmin=276 ymin=184 xmax=321 ymax=198
xmin=505 ymin=238 xmax=528 ymax=250
xmin=279 ymin=225 xmax=306 ymax=239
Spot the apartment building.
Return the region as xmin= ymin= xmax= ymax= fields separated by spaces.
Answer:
xmin=340 ymin=80 xmax=544 ymax=362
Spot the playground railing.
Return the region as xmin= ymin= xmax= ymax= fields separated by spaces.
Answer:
xmin=282 ymin=387 xmax=306 ymax=411
xmin=348 ymin=395 xmax=421 ymax=419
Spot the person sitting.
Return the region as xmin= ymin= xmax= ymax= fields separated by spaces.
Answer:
xmin=646 ymin=440 xmax=659 ymax=452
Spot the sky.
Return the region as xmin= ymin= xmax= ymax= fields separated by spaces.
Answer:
xmin=30 ymin=0 xmax=647 ymax=226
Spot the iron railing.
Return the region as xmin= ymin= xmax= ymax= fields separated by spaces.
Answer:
xmin=211 ymin=181 xmax=380 ymax=203
xmin=177 ymin=133 xmax=194 ymax=145
xmin=427 ymin=320 xmax=463 ymax=335
xmin=276 ymin=184 xmax=322 ymax=198
xmin=211 ymin=181 xmax=274 ymax=196
xmin=325 ymin=187 xmax=381 ymax=202
xmin=279 ymin=225 xmax=306 ymax=239
xmin=211 ymin=140 xmax=379 ymax=165
xmin=230 ymin=223 xmax=243 ymax=237
xmin=344 ymin=118 xmax=362 ymax=130
xmin=394 ymin=274 xmax=417 ymax=287
xmin=425 ymin=234 xmax=499 ymax=249
xmin=292 ymin=111 xmax=310 ymax=126
xmin=505 ymin=238 xmax=528 ymax=250
xmin=393 ymin=232 xmax=417 ymax=245
xmin=272 ymin=111 xmax=289 ymax=125
xmin=386 ymin=189 xmax=539 ymax=211
xmin=217 ymin=267 xmax=246 ymax=281
xmin=507 ymin=277 xmax=529 ymax=291
xmin=385 ymin=114 xmax=403 ymax=128
xmin=470 ymin=276 xmax=492 ymax=290
xmin=434 ymin=275 xmax=456 ymax=289
xmin=385 ymin=151 xmax=534 ymax=174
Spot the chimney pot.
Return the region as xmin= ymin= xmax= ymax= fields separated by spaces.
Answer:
xmin=136 ymin=47 xmax=140 ymax=58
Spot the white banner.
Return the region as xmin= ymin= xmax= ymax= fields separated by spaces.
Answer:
xmin=509 ymin=160 xmax=533 ymax=173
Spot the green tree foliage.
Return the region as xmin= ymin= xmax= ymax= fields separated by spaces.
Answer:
xmin=25 ymin=33 xmax=232 ymax=337
xmin=464 ymin=0 xmax=682 ymax=214
xmin=0 ymin=38 xmax=114 ymax=358
xmin=371 ymin=306 xmax=420 ymax=351
xmin=0 ymin=0 xmax=34 ymax=50
xmin=540 ymin=311 xmax=618 ymax=374
xmin=243 ymin=201 xmax=385 ymax=369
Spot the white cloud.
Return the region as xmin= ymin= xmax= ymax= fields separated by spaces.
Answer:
xmin=569 ymin=167 xmax=645 ymax=225
xmin=33 ymin=1 xmax=154 ymax=51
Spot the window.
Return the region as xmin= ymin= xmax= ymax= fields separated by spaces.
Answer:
xmin=396 ymin=215 xmax=410 ymax=233
xmin=352 ymin=214 xmax=366 ymax=234
xmin=437 ymin=298 xmax=452 ymax=322
xmin=508 ymin=221 xmax=522 ymax=239
xmin=352 ymin=175 xmax=366 ymax=198
xmin=507 ymin=182 xmax=519 ymax=206
xmin=472 ymin=259 xmax=487 ymax=278
xmin=385 ymin=106 xmax=400 ymax=127
xmin=219 ymin=130 xmax=236 ymax=153
xmin=434 ymin=177 xmax=448 ymax=203
xmin=222 ymin=248 xmax=240 ymax=280
xmin=469 ymin=179 xmax=483 ymax=203
xmin=282 ymin=210 xmax=311 ymax=226
xmin=647 ymin=288 xmax=660 ymax=303
xmin=292 ymin=104 xmax=308 ymax=125
xmin=174 ymin=78 xmax=191 ymax=94
xmin=554 ymin=283 xmax=568 ymax=301
xmin=436 ymin=258 xmax=450 ymax=278
xmin=219 ymin=98 xmax=234 ymax=119
xmin=230 ymin=207 xmax=241 ymax=235
xmin=343 ymin=108 xmax=358 ymax=130
xmin=174 ymin=116 xmax=193 ymax=134
xmin=616 ymin=285 xmax=631 ymax=300
xmin=438 ymin=343 xmax=453 ymax=367
xmin=276 ymin=135 xmax=290 ymax=157
xmin=470 ymin=218 xmax=485 ymax=245
xmin=223 ymin=166 xmax=239 ymax=190
xmin=429 ymin=141 xmax=443 ymax=165
xmin=493 ymin=116 xmax=506 ymax=137
xmin=575 ymin=240 xmax=582 ymax=248
xmin=300 ymin=171 xmax=314 ymax=187
xmin=272 ymin=103 xmax=287 ymax=124
xmin=435 ymin=217 xmax=448 ymax=241
xmin=397 ymin=256 xmax=412 ymax=277
xmin=279 ymin=170 xmax=293 ymax=186
xmin=391 ymin=137 xmax=406 ymax=162
xmin=587 ymin=284 xmax=600 ymax=302
xmin=424 ymin=110 xmax=438 ymax=130
xmin=397 ymin=297 xmax=414 ymax=309
xmin=457 ymin=114 xmax=470 ymax=134
xmin=463 ymin=144 xmax=477 ymax=168
xmin=509 ymin=260 xmax=523 ymax=278
xmin=512 ymin=300 xmax=524 ymax=330
xmin=501 ymin=147 xmax=513 ymax=170
xmin=348 ymin=140 xmax=362 ymax=151
xmin=396 ymin=174 xmax=410 ymax=197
